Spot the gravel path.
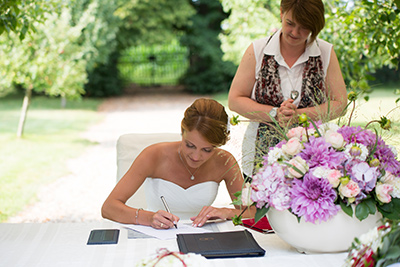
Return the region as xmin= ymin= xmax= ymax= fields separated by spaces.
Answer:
xmin=7 ymin=87 xmax=245 ymax=223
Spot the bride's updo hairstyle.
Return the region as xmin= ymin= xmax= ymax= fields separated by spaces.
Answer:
xmin=181 ymin=98 xmax=229 ymax=147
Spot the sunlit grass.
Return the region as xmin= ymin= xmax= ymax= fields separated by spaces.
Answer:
xmin=0 ymin=93 xmax=104 ymax=222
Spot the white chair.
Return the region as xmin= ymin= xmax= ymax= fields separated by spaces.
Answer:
xmin=116 ymin=133 xmax=181 ymax=209
xmin=116 ymin=133 xmax=233 ymax=209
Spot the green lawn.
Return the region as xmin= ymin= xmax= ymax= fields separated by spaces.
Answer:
xmin=0 ymin=93 xmax=104 ymax=222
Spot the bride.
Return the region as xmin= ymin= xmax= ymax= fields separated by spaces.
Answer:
xmin=102 ymin=98 xmax=254 ymax=229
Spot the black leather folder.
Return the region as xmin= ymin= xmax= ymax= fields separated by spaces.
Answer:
xmin=177 ymin=230 xmax=265 ymax=259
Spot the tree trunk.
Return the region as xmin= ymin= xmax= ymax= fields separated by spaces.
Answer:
xmin=17 ymin=86 xmax=32 ymax=138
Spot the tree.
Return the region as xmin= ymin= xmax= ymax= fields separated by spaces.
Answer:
xmin=322 ymin=0 xmax=400 ymax=96
xmin=0 ymin=0 xmax=55 ymax=40
xmin=115 ymin=0 xmax=195 ymax=49
xmin=0 ymin=0 xmax=120 ymax=137
xmin=220 ymin=0 xmax=280 ymax=65
xmin=84 ymin=0 xmax=195 ymax=97
xmin=179 ymin=0 xmax=236 ymax=94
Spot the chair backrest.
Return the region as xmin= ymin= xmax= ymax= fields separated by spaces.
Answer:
xmin=116 ymin=133 xmax=181 ymax=208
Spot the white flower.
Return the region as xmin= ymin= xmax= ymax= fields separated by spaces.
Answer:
xmin=344 ymin=143 xmax=369 ymax=161
xmin=287 ymin=126 xmax=305 ymax=139
xmin=267 ymin=147 xmax=285 ymax=165
xmin=287 ymin=156 xmax=308 ymax=178
xmin=324 ymin=130 xmax=345 ymax=149
xmin=282 ymin=137 xmax=303 ymax=156
xmin=375 ymin=183 xmax=393 ymax=203
xmin=312 ymin=166 xmax=328 ymax=178
xmin=381 ymin=172 xmax=400 ymax=198
xmin=312 ymin=167 xmax=341 ymax=188
xmin=339 ymin=180 xmax=361 ymax=200
xmin=319 ymin=122 xmax=340 ymax=136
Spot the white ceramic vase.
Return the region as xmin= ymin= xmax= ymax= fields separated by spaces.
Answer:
xmin=266 ymin=207 xmax=382 ymax=253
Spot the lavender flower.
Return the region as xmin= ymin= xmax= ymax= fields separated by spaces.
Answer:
xmin=300 ymin=136 xmax=344 ymax=169
xmin=350 ymin=162 xmax=379 ymax=193
xmin=290 ymin=174 xmax=340 ymax=223
xmin=250 ymin=163 xmax=290 ymax=211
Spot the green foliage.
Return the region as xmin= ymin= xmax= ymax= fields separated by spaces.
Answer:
xmin=85 ymin=52 xmax=124 ymax=97
xmin=115 ymin=0 xmax=195 ymax=49
xmin=180 ymin=0 xmax=236 ymax=94
xmin=322 ymin=0 xmax=400 ymax=95
xmin=118 ymin=40 xmax=189 ymax=86
xmin=254 ymin=206 xmax=269 ymax=222
xmin=0 ymin=0 xmax=57 ymax=40
xmin=220 ymin=0 xmax=280 ymax=65
xmin=0 ymin=0 xmax=120 ymax=99
xmin=375 ymin=220 xmax=400 ymax=267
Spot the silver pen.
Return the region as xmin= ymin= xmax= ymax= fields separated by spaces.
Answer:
xmin=160 ymin=196 xmax=177 ymax=229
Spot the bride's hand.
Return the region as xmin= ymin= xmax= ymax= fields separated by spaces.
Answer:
xmin=190 ymin=206 xmax=231 ymax=227
xmin=150 ymin=210 xmax=179 ymax=229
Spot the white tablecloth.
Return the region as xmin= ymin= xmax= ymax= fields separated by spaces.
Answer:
xmin=0 ymin=220 xmax=347 ymax=267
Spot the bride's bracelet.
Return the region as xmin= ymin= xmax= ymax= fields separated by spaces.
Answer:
xmin=135 ymin=208 xmax=143 ymax=225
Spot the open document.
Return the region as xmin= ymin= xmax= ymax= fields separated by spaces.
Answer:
xmin=122 ymin=220 xmax=219 ymax=240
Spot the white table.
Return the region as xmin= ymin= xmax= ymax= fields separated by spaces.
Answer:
xmin=0 ymin=220 xmax=347 ymax=267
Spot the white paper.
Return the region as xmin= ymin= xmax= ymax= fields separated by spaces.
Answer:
xmin=123 ymin=221 xmax=212 ymax=240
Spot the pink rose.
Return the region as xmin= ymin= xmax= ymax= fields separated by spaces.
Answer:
xmin=339 ymin=180 xmax=361 ymax=200
xmin=287 ymin=156 xmax=308 ymax=178
xmin=324 ymin=130 xmax=345 ymax=149
xmin=375 ymin=183 xmax=393 ymax=203
xmin=287 ymin=127 xmax=304 ymax=139
xmin=326 ymin=169 xmax=342 ymax=188
xmin=282 ymin=137 xmax=303 ymax=156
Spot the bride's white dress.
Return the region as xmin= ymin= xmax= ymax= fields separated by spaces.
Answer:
xmin=145 ymin=178 xmax=219 ymax=220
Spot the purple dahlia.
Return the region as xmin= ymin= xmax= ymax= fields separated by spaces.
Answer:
xmin=290 ymin=174 xmax=340 ymax=223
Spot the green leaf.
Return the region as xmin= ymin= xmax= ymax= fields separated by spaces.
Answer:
xmin=395 ymin=0 xmax=400 ymax=9
xmin=232 ymin=215 xmax=243 ymax=226
xmin=378 ymin=198 xmax=400 ymax=220
xmin=255 ymin=207 xmax=269 ymax=222
xmin=355 ymin=201 xmax=372 ymax=221
xmin=384 ymin=246 xmax=400 ymax=260
xmin=340 ymin=201 xmax=353 ymax=217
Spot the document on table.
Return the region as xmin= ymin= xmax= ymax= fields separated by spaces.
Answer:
xmin=123 ymin=221 xmax=215 ymax=240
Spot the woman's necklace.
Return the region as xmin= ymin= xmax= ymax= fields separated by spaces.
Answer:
xmin=178 ymin=149 xmax=199 ymax=180
xmin=285 ymin=68 xmax=300 ymax=100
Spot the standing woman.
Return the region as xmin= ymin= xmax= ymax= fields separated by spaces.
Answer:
xmin=102 ymin=98 xmax=254 ymax=229
xmin=228 ymin=0 xmax=347 ymax=176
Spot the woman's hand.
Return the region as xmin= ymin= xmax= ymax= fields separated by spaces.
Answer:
xmin=278 ymin=99 xmax=298 ymax=125
xmin=190 ymin=206 xmax=232 ymax=227
xmin=149 ymin=210 xmax=180 ymax=229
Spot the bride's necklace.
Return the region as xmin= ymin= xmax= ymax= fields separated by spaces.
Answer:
xmin=286 ymin=68 xmax=300 ymax=100
xmin=178 ymin=149 xmax=200 ymax=181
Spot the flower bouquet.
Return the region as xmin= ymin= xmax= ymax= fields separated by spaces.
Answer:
xmin=235 ymin=92 xmax=400 ymax=225
xmin=249 ymin=115 xmax=400 ymax=224
xmin=344 ymin=219 xmax=400 ymax=267
xmin=231 ymin=92 xmax=400 ymax=253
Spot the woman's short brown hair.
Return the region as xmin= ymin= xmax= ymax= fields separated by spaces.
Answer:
xmin=281 ymin=0 xmax=325 ymax=44
xmin=181 ymin=98 xmax=229 ymax=147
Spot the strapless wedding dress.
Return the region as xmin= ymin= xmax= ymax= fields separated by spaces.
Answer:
xmin=145 ymin=178 xmax=219 ymax=220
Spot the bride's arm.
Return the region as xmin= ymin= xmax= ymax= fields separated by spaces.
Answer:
xmin=101 ymin=144 xmax=179 ymax=229
xmin=190 ymin=151 xmax=255 ymax=227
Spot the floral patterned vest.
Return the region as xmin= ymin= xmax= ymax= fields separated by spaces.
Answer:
xmin=252 ymin=41 xmax=327 ymax=171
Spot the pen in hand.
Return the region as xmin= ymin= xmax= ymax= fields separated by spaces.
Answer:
xmin=160 ymin=196 xmax=178 ymax=229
